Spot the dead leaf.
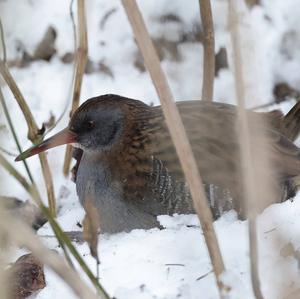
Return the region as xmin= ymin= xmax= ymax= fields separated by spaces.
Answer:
xmin=83 ymin=200 xmax=100 ymax=263
xmin=280 ymin=242 xmax=295 ymax=258
xmin=7 ymin=253 xmax=45 ymax=299
xmin=280 ymin=242 xmax=300 ymax=270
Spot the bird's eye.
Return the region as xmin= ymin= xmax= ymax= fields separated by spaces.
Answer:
xmin=86 ymin=120 xmax=95 ymax=130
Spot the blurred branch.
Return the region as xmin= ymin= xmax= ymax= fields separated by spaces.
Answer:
xmin=121 ymin=0 xmax=225 ymax=295
xmin=0 ymin=146 xmax=17 ymax=157
xmin=0 ymin=60 xmax=39 ymax=140
xmin=199 ymin=0 xmax=215 ymax=102
xmin=249 ymin=217 xmax=263 ymax=299
xmin=63 ymin=0 xmax=88 ymax=176
xmin=0 ymin=59 xmax=56 ymax=216
xmin=0 ymin=87 xmax=36 ymax=184
xmin=0 ymin=214 xmax=104 ymax=299
xmin=44 ymin=0 xmax=77 ymax=136
xmin=0 ymin=20 xmax=35 ymax=184
xmin=70 ymin=0 xmax=77 ymax=51
xmin=228 ymin=1 xmax=264 ymax=299
xmin=0 ymin=19 xmax=6 ymax=62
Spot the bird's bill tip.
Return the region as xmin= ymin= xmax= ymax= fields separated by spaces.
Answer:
xmin=15 ymin=147 xmax=39 ymax=161
xmin=15 ymin=128 xmax=77 ymax=161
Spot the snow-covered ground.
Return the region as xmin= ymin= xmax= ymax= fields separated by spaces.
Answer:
xmin=1 ymin=0 xmax=300 ymax=298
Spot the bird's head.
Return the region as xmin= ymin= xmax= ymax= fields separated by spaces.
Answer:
xmin=15 ymin=94 xmax=150 ymax=161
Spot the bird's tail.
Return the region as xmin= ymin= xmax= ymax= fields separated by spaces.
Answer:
xmin=281 ymin=100 xmax=300 ymax=141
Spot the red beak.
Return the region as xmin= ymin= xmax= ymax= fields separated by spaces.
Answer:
xmin=15 ymin=128 xmax=77 ymax=161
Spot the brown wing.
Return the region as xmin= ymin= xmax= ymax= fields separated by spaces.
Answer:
xmin=149 ymin=101 xmax=242 ymax=187
xmin=108 ymin=99 xmax=300 ymax=206
xmin=148 ymin=101 xmax=300 ymax=189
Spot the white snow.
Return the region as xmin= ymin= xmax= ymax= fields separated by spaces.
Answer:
xmin=1 ymin=0 xmax=300 ymax=298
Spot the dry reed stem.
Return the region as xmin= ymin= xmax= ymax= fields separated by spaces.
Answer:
xmin=0 ymin=215 xmax=102 ymax=299
xmin=228 ymin=1 xmax=264 ymax=298
xmin=0 ymin=59 xmax=56 ymax=216
xmin=0 ymin=87 xmax=36 ymax=184
xmin=0 ymin=18 xmax=36 ymax=185
xmin=199 ymin=0 xmax=215 ymax=102
xmin=63 ymin=0 xmax=88 ymax=176
xmin=121 ymin=0 xmax=225 ymax=294
xmin=0 ymin=60 xmax=38 ymax=140
xmin=44 ymin=0 xmax=77 ymax=136
xmin=0 ymin=20 xmax=7 ymax=63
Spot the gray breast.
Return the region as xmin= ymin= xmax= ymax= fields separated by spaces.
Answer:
xmin=76 ymin=152 xmax=160 ymax=233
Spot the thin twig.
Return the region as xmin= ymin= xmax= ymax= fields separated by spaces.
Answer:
xmin=0 ymin=146 xmax=17 ymax=157
xmin=0 ymin=59 xmax=56 ymax=216
xmin=228 ymin=1 xmax=264 ymax=299
xmin=0 ymin=19 xmax=7 ymax=62
xmin=0 ymin=19 xmax=36 ymax=184
xmin=121 ymin=0 xmax=225 ymax=295
xmin=44 ymin=96 xmax=71 ymax=136
xmin=196 ymin=270 xmax=213 ymax=281
xmin=44 ymin=0 xmax=77 ymax=137
xmin=0 ymin=60 xmax=39 ymax=140
xmin=251 ymin=101 xmax=276 ymax=110
xmin=0 ymin=19 xmax=35 ymax=184
xmin=199 ymin=0 xmax=215 ymax=102
xmin=63 ymin=0 xmax=88 ymax=176
xmin=249 ymin=217 xmax=263 ymax=299
xmin=0 ymin=88 xmax=36 ymax=184
xmin=70 ymin=0 xmax=77 ymax=51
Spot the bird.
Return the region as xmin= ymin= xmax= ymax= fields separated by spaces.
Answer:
xmin=16 ymin=94 xmax=300 ymax=233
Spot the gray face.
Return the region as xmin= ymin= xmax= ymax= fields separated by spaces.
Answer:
xmin=69 ymin=106 xmax=124 ymax=152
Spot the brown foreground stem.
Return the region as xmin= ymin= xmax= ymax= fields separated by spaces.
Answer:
xmin=228 ymin=1 xmax=264 ymax=298
xmin=63 ymin=0 xmax=88 ymax=176
xmin=199 ymin=0 xmax=215 ymax=102
xmin=122 ymin=0 xmax=225 ymax=295
xmin=0 ymin=88 xmax=36 ymax=184
xmin=0 ymin=59 xmax=56 ymax=216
